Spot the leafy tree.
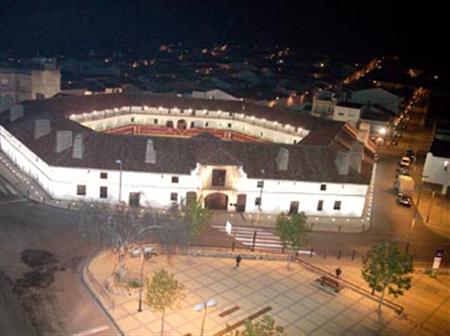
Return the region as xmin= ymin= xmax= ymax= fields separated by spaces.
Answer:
xmin=181 ymin=197 xmax=211 ymax=243
xmin=145 ymin=269 xmax=185 ymax=336
xmin=275 ymin=212 xmax=310 ymax=267
xmin=362 ymin=241 xmax=413 ymax=315
xmin=77 ymin=202 xmax=159 ymax=282
xmin=230 ymin=315 xmax=284 ymax=336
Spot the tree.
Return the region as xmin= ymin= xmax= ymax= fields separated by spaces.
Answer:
xmin=77 ymin=202 xmax=159 ymax=282
xmin=156 ymin=204 xmax=190 ymax=262
xmin=181 ymin=197 xmax=211 ymax=244
xmin=362 ymin=241 xmax=413 ymax=316
xmin=275 ymin=212 xmax=310 ymax=267
xmin=145 ymin=269 xmax=185 ymax=336
xmin=230 ymin=315 xmax=284 ymax=336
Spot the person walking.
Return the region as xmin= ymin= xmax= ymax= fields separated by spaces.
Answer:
xmin=235 ymin=254 xmax=242 ymax=268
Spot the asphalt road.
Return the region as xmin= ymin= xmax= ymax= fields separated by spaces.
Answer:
xmin=0 ymin=198 xmax=118 ymax=336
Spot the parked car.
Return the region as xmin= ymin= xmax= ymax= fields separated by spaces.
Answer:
xmin=397 ymin=195 xmax=412 ymax=207
xmin=399 ymin=156 xmax=411 ymax=168
xmin=129 ymin=245 xmax=158 ymax=259
xmin=396 ymin=166 xmax=410 ymax=176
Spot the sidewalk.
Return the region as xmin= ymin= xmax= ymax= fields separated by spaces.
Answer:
xmin=412 ymin=183 xmax=450 ymax=239
xmin=84 ymin=249 xmax=450 ymax=335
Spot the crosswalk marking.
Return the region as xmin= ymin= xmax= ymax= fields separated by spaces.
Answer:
xmin=212 ymin=225 xmax=284 ymax=249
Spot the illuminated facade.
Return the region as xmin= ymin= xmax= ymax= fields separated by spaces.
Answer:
xmin=0 ymin=94 xmax=374 ymax=217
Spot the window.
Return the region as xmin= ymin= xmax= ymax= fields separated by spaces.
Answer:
xmin=154 ymin=118 xmax=158 ymax=124
xmin=170 ymin=192 xmax=178 ymax=202
xmin=205 ymin=122 xmax=209 ymax=127
xmin=100 ymin=172 xmax=108 ymax=179
xmin=338 ymin=112 xmax=345 ymax=116
xmin=77 ymin=185 xmax=86 ymax=196
xmin=320 ymin=184 xmax=327 ymax=191
xmin=212 ymin=169 xmax=226 ymax=187
xmin=289 ymin=201 xmax=299 ymax=214
xmin=257 ymin=180 xmax=264 ymax=188
xmin=131 ymin=117 xmax=135 ymax=123
xmin=255 ymin=197 xmax=261 ymax=206
xmin=171 ymin=176 xmax=179 ymax=183
xmin=334 ymin=201 xmax=341 ymax=210
xmin=228 ymin=123 xmax=232 ymax=128
xmin=100 ymin=186 xmax=108 ymax=198
xmin=317 ymin=200 xmax=323 ymax=211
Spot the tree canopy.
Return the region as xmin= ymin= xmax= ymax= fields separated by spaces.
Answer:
xmin=230 ymin=315 xmax=284 ymax=336
xmin=275 ymin=212 xmax=310 ymax=252
xmin=362 ymin=240 xmax=413 ymax=314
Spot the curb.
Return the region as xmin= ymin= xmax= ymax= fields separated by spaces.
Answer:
xmin=79 ymin=254 xmax=124 ymax=336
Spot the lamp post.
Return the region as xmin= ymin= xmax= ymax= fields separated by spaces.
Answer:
xmin=193 ymin=298 xmax=217 ymax=336
xmin=115 ymin=159 xmax=123 ymax=205
xmin=256 ymin=169 xmax=265 ymax=226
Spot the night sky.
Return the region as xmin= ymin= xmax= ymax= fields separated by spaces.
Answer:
xmin=0 ymin=0 xmax=447 ymax=61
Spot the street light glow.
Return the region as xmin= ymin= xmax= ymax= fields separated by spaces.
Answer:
xmin=378 ymin=127 xmax=386 ymax=135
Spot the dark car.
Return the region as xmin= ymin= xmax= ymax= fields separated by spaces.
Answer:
xmin=397 ymin=195 xmax=412 ymax=207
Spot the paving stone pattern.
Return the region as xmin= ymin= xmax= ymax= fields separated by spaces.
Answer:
xmin=88 ymin=253 xmax=437 ymax=335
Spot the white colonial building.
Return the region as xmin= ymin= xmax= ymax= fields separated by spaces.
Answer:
xmin=0 ymin=94 xmax=374 ymax=217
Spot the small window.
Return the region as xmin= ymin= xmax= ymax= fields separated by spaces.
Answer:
xmin=334 ymin=201 xmax=341 ymax=210
xmin=205 ymin=122 xmax=209 ymax=127
xmin=255 ymin=197 xmax=262 ymax=206
xmin=212 ymin=169 xmax=226 ymax=187
xmin=131 ymin=117 xmax=135 ymax=122
xmin=228 ymin=123 xmax=232 ymax=128
xmin=257 ymin=181 xmax=264 ymax=188
xmin=320 ymin=184 xmax=327 ymax=191
xmin=170 ymin=192 xmax=178 ymax=202
xmin=77 ymin=185 xmax=86 ymax=196
xmin=171 ymin=176 xmax=179 ymax=183
xmin=317 ymin=200 xmax=323 ymax=211
xmin=100 ymin=172 xmax=108 ymax=179
xmin=154 ymin=118 xmax=158 ymax=124
xmin=100 ymin=186 xmax=108 ymax=198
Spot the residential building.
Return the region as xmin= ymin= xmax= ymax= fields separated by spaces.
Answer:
xmin=332 ymin=101 xmax=363 ymax=127
xmin=423 ymin=123 xmax=450 ymax=195
xmin=350 ymin=87 xmax=402 ymax=115
xmin=0 ymin=60 xmax=60 ymax=109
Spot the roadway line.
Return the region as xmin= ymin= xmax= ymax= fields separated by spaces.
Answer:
xmin=72 ymin=325 xmax=109 ymax=336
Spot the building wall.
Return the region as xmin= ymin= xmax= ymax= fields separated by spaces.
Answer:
xmin=332 ymin=106 xmax=361 ymax=127
xmin=76 ymin=106 xmax=308 ymax=145
xmin=423 ymin=152 xmax=450 ymax=187
xmin=0 ymin=68 xmax=60 ymax=103
xmin=0 ymin=124 xmax=368 ymax=217
xmin=311 ymin=97 xmax=335 ymax=118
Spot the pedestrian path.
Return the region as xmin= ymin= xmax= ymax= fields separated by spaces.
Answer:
xmin=211 ymin=224 xmax=283 ymax=250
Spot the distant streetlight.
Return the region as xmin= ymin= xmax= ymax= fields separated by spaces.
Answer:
xmin=193 ymin=298 xmax=217 ymax=336
xmin=115 ymin=159 xmax=123 ymax=204
xmin=378 ymin=127 xmax=386 ymax=135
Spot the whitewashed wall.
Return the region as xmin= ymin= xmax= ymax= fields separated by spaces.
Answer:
xmin=1 ymin=125 xmax=367 ymax=217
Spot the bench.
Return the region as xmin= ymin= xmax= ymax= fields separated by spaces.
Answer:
xmin=319 ymin=275 xmax=341 ymax=293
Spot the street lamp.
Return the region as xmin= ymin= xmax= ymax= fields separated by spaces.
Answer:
xmin=193 ymin=298 xmax=217 ymax=336
xmin=115 ymin=159 xmax=123 ymax=204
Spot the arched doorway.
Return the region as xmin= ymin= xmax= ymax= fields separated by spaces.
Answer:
xmin=205 ymin=192 xmax=228 ymax=210
xmin=177 ymin=119 xmax=187 ymax=130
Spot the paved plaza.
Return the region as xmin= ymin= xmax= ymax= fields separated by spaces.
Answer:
xmin=85 ymin=252 xmax=449 ymax=335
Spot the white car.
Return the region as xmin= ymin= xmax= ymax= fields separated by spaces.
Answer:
xmin=399 ymin=156 xmax=411 ymax=168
